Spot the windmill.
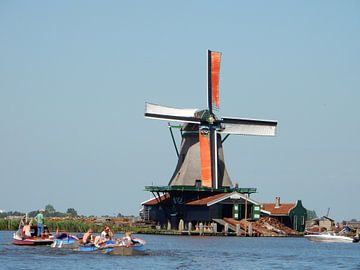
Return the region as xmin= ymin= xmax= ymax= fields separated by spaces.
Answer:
xmin=145 ymin=50 xmax=277 ymax=190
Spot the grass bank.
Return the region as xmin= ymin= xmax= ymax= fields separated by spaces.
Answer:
xmin=0 ymin=218 xmax=157 ymax=234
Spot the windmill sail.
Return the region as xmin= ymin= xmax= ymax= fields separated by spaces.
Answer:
xmin=219 ymin=117 xmax=277 ymax=136
xmin=145 ymin=103 xmax=201 ymax=123
xmin=199 ymin=127 xmax=212 ymax=187
xmin=208 ymin=50 xmax=221 ymax=112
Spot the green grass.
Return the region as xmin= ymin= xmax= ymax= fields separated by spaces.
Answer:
xmin=0 ymin=218 xmax=158 ymax=234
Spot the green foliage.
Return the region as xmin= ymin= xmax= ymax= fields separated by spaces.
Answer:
xmin=45 ymin=204 xmax=56 ymax=214
xmin=66 ymin=208 xmax=78 ymax=217
xmin=0 ymin=211 xmax=25 ymax=218
xmin=306 ymin=209 xmax=317 ymax=220
xmin=45 ymin=219 xmax=96 ymax=232
xmin=0 ymin=219 xmax=21 ymax=231
xmin=45 ymin=212 xmax=66 ymax=218
xmin=0 ymin=218 xmax=158 ymax=234
xmin=28 ymin=211 xmax=38 ymax=218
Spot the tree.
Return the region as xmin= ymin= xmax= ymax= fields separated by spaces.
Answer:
xmin=66 ymin=208 xmax=78 ymax=217
xmin=306 ymin=209 xmax=317 ymax=220
xmin=45 ymin=204 xmax=56 ymax=214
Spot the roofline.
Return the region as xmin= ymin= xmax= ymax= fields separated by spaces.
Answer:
xmin=141 ymin=193 xmax=168 ymax=205
xmin=207 ymin=191 xmax=260 ymax=207
xmin=260 ymin=202 xmax=297 ymax=215
xmin=260 ymin=209 xmax=272 ymax=215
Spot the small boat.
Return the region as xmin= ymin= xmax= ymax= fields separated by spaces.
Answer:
xmin=51 ymin=232 xmax=79 ymax=248
xmin=305 ymin=232 xmax=359 ymax=243
xmin=78 ymin=238 xmax=146 ymax=255
xmin=13 ymin=233 xmax=54 ymax=245
xmin=104 ymin=238 xmax=146 ymax=256
xmin=12 ymin=215 xmax=54 ymax=246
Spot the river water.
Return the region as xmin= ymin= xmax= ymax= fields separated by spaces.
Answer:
xmin=0 ymin=231 xmax=359 ymax=270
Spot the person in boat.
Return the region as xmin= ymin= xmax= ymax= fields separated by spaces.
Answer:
xmin=35 ymin=209 xmax=45 ymax=237
xmin=22 ymin=221 xmax=32 ymax=238
xmin=122 ymin=232 xmax=138 ymax=246
xmin=82 ymin=228 xmax=94 ymax=246
xmin=43 ymin=225 xmax=51 ymax=237
xmin=100 ymin=226 xmax=113 ymax=241
xmin=94 ymin=226 xmax=114 ymax=247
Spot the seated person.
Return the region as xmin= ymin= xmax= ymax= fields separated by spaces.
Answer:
xmin=100 ymin=226 xmax=113 ymax=241
xmin=42 ymin=226 xmax=51 ymax=237
xmin=122 ymin=232 xmax=138 ymax=245
xmin=22 ymin=222 xmax=32 ymax=238
xmin=82 ymin=228 xmax=94 ymax=245
xmin=94 ymin=226 xmax=114 ymax=247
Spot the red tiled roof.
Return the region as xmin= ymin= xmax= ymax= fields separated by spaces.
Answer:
xmin=142 ymin=193 xmax=170 ymax=206
xmin=261 ymin=203 xmax=295 ymax=215
xmin=186 ymin=193 xmax=228 ymax=206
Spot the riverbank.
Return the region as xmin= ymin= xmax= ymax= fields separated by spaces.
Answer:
xmin=0 ymin=217 xmax=157 ymax=234
xmin=0 ymin=216 xmax=303 ymax=237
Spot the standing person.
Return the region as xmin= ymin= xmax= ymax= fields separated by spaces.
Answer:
xmin=35 ymin=209 xmax=45 ymax=237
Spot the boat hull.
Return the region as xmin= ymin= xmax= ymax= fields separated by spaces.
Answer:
xmin=305 ymin=234 xmax=355 ymax=243
xmin=51 ymin=234 xmax=79 ymax=248
xmin=106 ymin=245 xmax=145 ymax=256
xmin=12 ymin=238 xmax=54 ymax=245
xmin=78 ymin=239 xmax=146 ymax=256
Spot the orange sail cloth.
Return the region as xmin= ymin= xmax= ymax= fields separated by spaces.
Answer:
xmin=199 ymin=130 xmax=212 ymax=187
xmin=210 ymin=51 xmax=221 ymax=109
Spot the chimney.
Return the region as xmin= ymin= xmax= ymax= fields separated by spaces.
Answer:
xmin=275 ymin=197 xmax=281 ymax=208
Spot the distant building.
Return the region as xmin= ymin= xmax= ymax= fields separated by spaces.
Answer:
xmin=307 ymin=216 xmax=335 ymax=231
xmin=260 ymin=197 xmax=307 ymax=232
xmin=346 ymin=221 xmax=360 ymax=230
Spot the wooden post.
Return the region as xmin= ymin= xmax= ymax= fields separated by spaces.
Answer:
xmin=212 ymin=222 xmax=217 ymax=234
xmin=244 ymin=194 xmax=248 ymax=220
xmin=236 ymin=224 xmax=241 ymax=236
xmin=224 ymin=223 xmax=229 ymax=236
xmin=167 ymin=220 xmax=171 ymax=231
xmin=199 ymin=222 xmax=204 ymax=236
xmin=188 ymin=222 xmax=192 ymax=235
xmin=248 ymin=223 xmax=253 ymax=237
xmin=178 ymin=219 xmax=184 ymax=232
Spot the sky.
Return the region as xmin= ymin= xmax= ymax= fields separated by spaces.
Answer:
xmin=0 ymin=1 xmax=359 ymax=221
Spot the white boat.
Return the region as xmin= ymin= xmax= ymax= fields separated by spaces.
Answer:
xmin=305 ymin=232 xmax=357 ymax=243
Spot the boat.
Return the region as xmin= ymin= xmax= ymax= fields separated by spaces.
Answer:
xmin=78 ymin=238 xmax=146 ymax=255
xmin=12 ymin=234 xmax=54 ymax=245
xmin=12 ymin=215 xmax=54 ymax=246
xmin=104 ymin=238 xmax=146 ymax=255
xmin=51 ymin=232 xmax=80 ymax=248
xmin=305 ymin=230 xmax=359 ymax=243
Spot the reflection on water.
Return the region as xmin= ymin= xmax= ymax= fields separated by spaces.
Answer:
xmin=0 ymin=232 xmax=359 ymax=270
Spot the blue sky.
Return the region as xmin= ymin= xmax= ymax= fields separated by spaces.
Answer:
xmin=0 ymin=1 xmax=359 ymax=221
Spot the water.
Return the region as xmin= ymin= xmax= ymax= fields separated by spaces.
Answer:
xmin=0 ymin=231 xmax=359 ymax=270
